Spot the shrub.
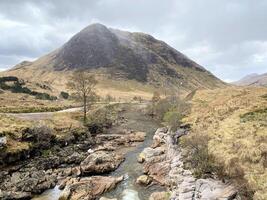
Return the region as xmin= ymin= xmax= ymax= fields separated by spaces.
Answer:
xmin=152 ymin=91 xmax=161 ymax=104
xmin=0 ymin=76 xmax=57 ymax=101
xmin=132 ymin=96 xmax=142 ymax=102
xmin=0 ymin=76 xmax=18 ymax=83
xmin=240 ymin=108 xmax=267 ymax=125
xmin=35 ymin=93 xmax=57 ymax=101
xmin=163 ymin=111 xmax=183 ymax=131
xmin=23 ymin=125 xmax=55 ymax=149
xmin=180 ymin=133 xmax=221 ymax=178
xmin=148 ymin=96 xmax=190 ymax=122
xmin=105 ymin=94 xmax=116 ymax=102
xmin=60 ymin=91 xmax=69 ymax=99
xmin=85 ymin=105 xmax=117 ymax=134
xmin=261 ymin=94 xmax=267 ymax=100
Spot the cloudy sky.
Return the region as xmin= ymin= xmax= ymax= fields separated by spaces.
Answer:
xmin=0 ymin=0 xmax=266 ymax=82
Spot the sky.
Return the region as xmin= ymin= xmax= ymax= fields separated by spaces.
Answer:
xmin=0 ymin=0 xmax=266 ymax=82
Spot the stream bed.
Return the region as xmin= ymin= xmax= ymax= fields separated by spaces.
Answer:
xmin=33 ymin=104 xmax=165 ymax=200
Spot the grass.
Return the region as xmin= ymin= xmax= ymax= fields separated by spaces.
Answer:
xmin=240 ymin=108 xmax=267 ymax=125
xmin=0 ymin=91 xmax=75 ymax=113
xmin=0 ymin=114 xmax=33 ymax=153
xmin=0 ymin=106 xmax=69 ymax=113
xmin=183 ymin=87 xmax=267 ymax=200
xmin=0 ymin=102 xmax=123 ymax=156
xmin=261 ymin=94 xmax=267 ymax=100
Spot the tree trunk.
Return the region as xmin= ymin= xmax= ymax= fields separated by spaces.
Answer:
xmin=83 ymin=95 xmax=87 ymax=123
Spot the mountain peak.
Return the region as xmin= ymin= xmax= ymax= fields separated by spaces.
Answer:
xmin=233 ymin=72 xmax=267 ymax=86
xmin=6 ymin=23 xmax=224 ymax=90
xmin=81 ymin=23 xmax=109 ymax=33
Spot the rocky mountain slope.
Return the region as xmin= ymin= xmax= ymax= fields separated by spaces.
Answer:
xmin=233 ymin=72 xmax=267 ymax=87
xmin=1 ymin=23 xmax=225 ymax=99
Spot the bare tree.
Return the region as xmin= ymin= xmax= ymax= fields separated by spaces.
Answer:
xmin=67 ymin=71 xmax=98 ymax=123
xmin=152 ymin=91 xmax=161 ymax=104
xmin=150 ymin=91 xmax=161 ymax=118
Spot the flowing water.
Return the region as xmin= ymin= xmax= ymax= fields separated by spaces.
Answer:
xmin=104 ymin=104 xmax=165 ymax=199
xmin=33 ymin=104 xmax=165 ymax=200
xmin=32 ymin=186 xmax=61 ymax=200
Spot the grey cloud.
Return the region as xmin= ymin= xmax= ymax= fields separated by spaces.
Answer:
xmin=0 ymin=0 xmax=266 ymax=81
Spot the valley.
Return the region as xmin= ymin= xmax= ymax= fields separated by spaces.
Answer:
xmin=0 ymin=22 xmax=266 ymax=200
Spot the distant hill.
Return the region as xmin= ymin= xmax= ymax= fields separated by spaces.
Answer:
xmin=0 ymin=23 xmax=225 ymax=99
xmin=233 ymin=72 xmax=267 ymax=87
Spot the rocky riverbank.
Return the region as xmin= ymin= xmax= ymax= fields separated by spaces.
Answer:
xmin=138 ymin=127 xmax=240 ymax=200
xmin=0 ymin=105 xmax=160 ymax=200
xmin=0 ymin=104 xmax=149 ymax=200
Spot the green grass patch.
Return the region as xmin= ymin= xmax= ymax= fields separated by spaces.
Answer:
xmin=240 ymin=108 xmax=267 ymax=124
xmin=0 ymin=76 xmax=57 ymax=100
xmin=261 ymin=94 xmax=267 ymax=100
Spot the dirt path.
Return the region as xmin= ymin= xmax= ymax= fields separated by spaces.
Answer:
xmin=5 ymin=102 xmax=148 ymax=121
xmin=6 ymin=107 xmax=83 ymax=121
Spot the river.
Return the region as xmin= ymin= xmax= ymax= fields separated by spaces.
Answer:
xmin=33 ymin=104 xmax=165 ymax=200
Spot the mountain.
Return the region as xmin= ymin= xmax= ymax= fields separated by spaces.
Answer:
xmin=233 ymin=72 xmax=267 ymax=87
xmin=1 ymin=23 xmax=225 ymax=99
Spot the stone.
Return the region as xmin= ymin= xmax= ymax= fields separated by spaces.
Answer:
xmin=137 ymin=152 xmax=145 ymax=163
xmin=58 ymin=177 xmax=71 ymax=190
xmin=99 ymin=197 xmax=117 ymax=200
xmin=66 ymin=152 xmax=83 ymax=164
xmin=144 ymin=159 xmax=170 ymax=185
xmin=63 ymin=176 xmax=123 ymax=200
xmin=71 ymin=166 xmax=81 ymax=177
xmin=128 ymin=131 xmax=146 ymax=142
xmin=141 ymin=147 xmax=165 ymax=161
xmin=194 ymin=179 xmax=237 ymax=200
xmin=80 ymin=151 xmax=124 ymax=175
xmin=58 ymin=186 xmax=71 ymax=200
xmin=149 ymin=192 xmax=170 ymax=200
xmin=62 ymin=168 xmax=72 ymax=176
xmin=87 ymin=149 xmax=94 ymax=153
xmin=141 ymin=127 xmax=238 ymax=200
xmin=136 ymin=175 xmax=152 ymax=185
xmin=0 ymin=191 xmax=32 ymax=200
xmin=0 ymin=136 xmax=7 ymax=149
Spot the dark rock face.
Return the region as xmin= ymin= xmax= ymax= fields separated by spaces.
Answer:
xmin=55 ymin=23 xmax=149 ymax=82
xmin=54 ymin=23 xmax=207 ymax=82
xmin=56 ymin=24 xmax=119 ymax=70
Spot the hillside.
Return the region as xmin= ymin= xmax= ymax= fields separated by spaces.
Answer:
xmin=183 ymin=87 xmax=267 ymax=199
xmin=233 ymin=73 xmax=267 ymax=87
xmin=0 ymin=23 xmax=225 ymax=100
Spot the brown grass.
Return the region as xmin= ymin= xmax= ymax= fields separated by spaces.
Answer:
xmin=184 ymin=86 xmax=267 ymax=200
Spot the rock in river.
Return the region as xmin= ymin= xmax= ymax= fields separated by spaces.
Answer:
xmin=59 ymin=176 xmax=123 ymax=200
xmin=136 ymin=175 xmax=152 ymax=186
xmin=80 ymin=151 xmax=124 ymax=175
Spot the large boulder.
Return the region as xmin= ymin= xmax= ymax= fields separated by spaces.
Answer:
xmin=80 ymin=151 xmax=124 ymax=175
xmin=7 ymin=169 xmax=57 ymax=194
xmin=139 ymin=147 xmax=165 ymax=162
xmin=144 ymin=159 xmax=170 ymax=186
xmin=0 ymin=191 xmax=32 ymax=200
xmin=194 ymin=179 xmax=237 ymax=200
xmin=127 ymin=131 xmax=146 ymax=142
xmin=59 ymin=176 xmax=123 ymax=200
